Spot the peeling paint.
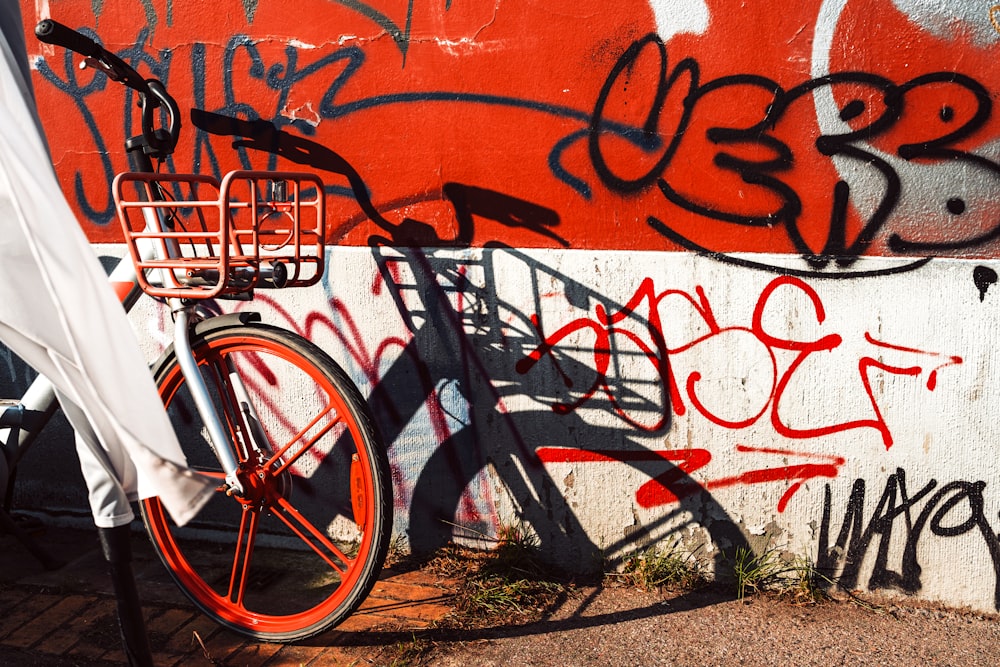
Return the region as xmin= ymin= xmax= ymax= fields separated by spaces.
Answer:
xmin=279 ymin=102 xmax=321 ymax=127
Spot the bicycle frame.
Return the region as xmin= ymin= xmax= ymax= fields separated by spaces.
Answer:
xmin=4 ymin=19 xmax=330 ymax=524
xmin=0 ymin=54 xmax=255 ymax=508
xmin=0 ymin=173 xmax=254 ymax=495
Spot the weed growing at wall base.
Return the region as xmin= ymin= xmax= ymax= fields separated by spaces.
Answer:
xmin=370 ymin=525 xmax=575 ymax=665
xmin=732 ymin=547 xmax=829 ymax=604
xmin=427 ymin=523 xmax=573 ymax=629
xmin=614 ymin=544 xmax=707 ymax=593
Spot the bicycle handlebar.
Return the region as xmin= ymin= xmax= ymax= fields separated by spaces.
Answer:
xmin=35 ymin=19 xmax=180 ymax=159
xmin=35 ymin=19 xmax=152 ymax=97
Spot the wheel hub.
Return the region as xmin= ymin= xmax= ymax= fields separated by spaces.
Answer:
xmin=231 ymin=463 xmax=290 ymax=509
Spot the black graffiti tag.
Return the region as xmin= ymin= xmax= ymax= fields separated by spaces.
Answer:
xmin=590 ymin=33 xmax=1000 ymax=278
xmin=818 ymin=470 xmax=1000 ymax=608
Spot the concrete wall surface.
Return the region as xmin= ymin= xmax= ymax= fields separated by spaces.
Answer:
xmin=9 ymin=1 xmax=1000 ymax=613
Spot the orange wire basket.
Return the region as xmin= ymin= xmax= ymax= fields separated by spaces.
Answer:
xmin=113 ymin=170 xmax=325 ymax=299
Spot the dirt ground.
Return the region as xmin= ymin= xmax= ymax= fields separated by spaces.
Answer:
xmin=3 ymin=525 xmax=1000 ymax=666
xmin=403 ymin=584 xmax=1000 ymax=667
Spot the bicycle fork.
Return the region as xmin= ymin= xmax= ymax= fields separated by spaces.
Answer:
xmin=169 ymin=301 xmax=282 ymax=499
xmin=133 ymin=190 xmax=272 ymax=498
xmin=169 ymin=304 xmax=246 ymax=495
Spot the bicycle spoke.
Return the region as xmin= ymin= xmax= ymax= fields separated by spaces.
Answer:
xmin=196 ymin=469 xmax=229 ymax=493
xmin=189 ymin=469 xmax=227 ymax=480
xmin=271 ymin=496 xmax=351 ymax=574
xmin=267 ymin=404 xmax=341 ymax=476
xmin=227 ymin=508 xmax=259 ymax=606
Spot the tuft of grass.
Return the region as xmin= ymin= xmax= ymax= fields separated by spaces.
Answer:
xmin=458 ymin=573 xmax=564 ymax=621
xmin=382 ymin=633 xmax=435 ymax=667
xmin=779 ymin=556 xmax=831 ymax=605
xmin=733 ymin=547 xmax=830 ymax=604
xmin=734 ymin=546 xmax=787 ymax=599
xmin=424 ymin=522 xmax=570 ymax=629
xmin=383 ymin=532 xmax=410 ymax=568
xmin=616 ymin=544 xmax=706 ymax=593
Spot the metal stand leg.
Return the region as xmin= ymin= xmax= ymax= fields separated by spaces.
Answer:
xmin=98 ymin=525 xmax=154 ymax=667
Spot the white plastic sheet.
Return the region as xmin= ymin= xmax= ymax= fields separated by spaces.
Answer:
xmin=0 ymin=5 xmax=213 ymax=527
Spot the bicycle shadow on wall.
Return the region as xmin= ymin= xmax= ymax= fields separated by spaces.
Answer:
xmin=375 ymin=246 xmax=756 ymax=575
xmin=191 ymin=111 xmax=752 ymax=580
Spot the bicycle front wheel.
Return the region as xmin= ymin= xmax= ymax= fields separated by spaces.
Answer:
xmin=140 ymin=320 xmax=392 ymax=642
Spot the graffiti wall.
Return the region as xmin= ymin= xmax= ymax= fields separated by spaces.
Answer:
xmin=13 ymin=0 xmax=1000 ymax=612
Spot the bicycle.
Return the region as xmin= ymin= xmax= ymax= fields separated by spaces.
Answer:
xmin=0 ymin=18 xmax=392 ymax=643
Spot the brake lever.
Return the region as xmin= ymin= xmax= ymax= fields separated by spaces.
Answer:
xmin=80 ymin=55 xmax=120 ymax=81
xmin=80 ymin=54 xmax=155 ymax=106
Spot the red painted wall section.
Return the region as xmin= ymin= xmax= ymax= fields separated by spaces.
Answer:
xmin=19 ymin=1 xmax=1000 ymax=269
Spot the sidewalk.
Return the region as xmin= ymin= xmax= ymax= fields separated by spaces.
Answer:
xmin=0 ymin=520 xmax=459 ymax=665
xmin=4 ymin=520 xmax=1000 ymax=666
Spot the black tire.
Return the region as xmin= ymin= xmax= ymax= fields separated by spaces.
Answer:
xmin=139 ymin=321 xmax=392 ymax=642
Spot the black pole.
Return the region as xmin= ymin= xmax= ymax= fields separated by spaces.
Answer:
xmin=98 ymin=525 xmax=154 ymax=667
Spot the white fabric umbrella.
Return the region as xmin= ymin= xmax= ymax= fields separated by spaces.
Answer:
xmin=0 ymin=5 xmax=213 ymax=527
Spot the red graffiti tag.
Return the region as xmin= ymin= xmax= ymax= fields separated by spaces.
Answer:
xmin=520 ymin=275 xmax=962 ymax=450
xmin=537 ymin=444 xmax=845 ymax=513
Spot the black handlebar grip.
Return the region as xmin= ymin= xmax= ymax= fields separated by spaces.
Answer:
xmin=35 ymin=19 xmax=101 ymax=58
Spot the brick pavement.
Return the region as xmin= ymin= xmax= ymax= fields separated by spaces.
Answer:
xmin=0 ymin=524 xmax=458 ymax=666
